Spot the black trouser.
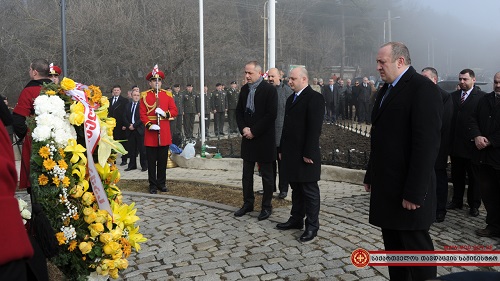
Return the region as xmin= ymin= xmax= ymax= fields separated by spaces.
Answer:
xmin=272 ymin=148 xmax=288 ymax=193
xmin=381 ymin=228 xmax=436 ymax=281
xmin=146 ymin=145 xmax=168 ymax=192
xmin=214 ymin=111 xmax=225 ymax=135
xmin=473 ymin=164 xmax=500 ymax=231
xmin=358 ymin=100 xmax=369 ymax=123
xmin=175 ymin=115 xmax=183 ymax=136
xmin=0 ymin=260 xmax=27 ymax=281
xmin=435 ymin=168 xmax=448 ymax=216
xmin=127 ymin=131 xmax=147 ymax=170
xmin=227 ymin=109 xmax=237 ymax=133
xmin=337 ymin=97 xmax=345 ymax=119
xmin=450 ymin=156 xmax=481 ymax=208
xmin=289 ymin=181 xmax=320 ymax=232
xmin=183 ymin=113 xmax=195 ymax=139
xmin=242 ymin=160 xmax=273 ymax=210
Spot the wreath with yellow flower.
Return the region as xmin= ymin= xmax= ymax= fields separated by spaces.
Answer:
xmin=28 ymin=78 xmax=147 ymax=281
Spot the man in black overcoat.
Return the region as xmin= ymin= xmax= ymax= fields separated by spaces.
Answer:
xmin=123 ymin=86 xmax=147 ymax=172
xmin=447 ymin=69 xmax=486 ymax=217
xmin=234 ymin=61 xmax=278 ymax=221
xmin=364 ymin=42 xmax=443 ymax=281
xmin=276 ymin=66 xmax=324 ymax=243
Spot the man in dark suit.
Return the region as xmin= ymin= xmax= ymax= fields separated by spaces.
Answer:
xmin=364 ymin=42 xmax=442 ymax=281
xmin=234 ymin=61 xmax=277 ymax=221
xmin=421 ymin=67 xmax=454 ymax=223
xmin=358 ymin=77 xmax=371 ymax=124
xmin=447 ymin=69 xmax=486 ymax=217
xmin=123 ymin=86 xmax=147 ymax=172
xmin=468 ymin=72 xmax=500 ymax=238
xmin=109 ymin=85 xmax=129 ymax=166
xmin=323 ymin=78 xmax=335 ymax=123
xmin=276 ymin=66 xmax=324 ymax=243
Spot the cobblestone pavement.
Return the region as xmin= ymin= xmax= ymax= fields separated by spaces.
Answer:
xmin=16 ymin=162 xmax=500 ymax=280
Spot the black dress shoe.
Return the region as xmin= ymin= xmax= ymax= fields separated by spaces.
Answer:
xmin=124 ymin=167 xmax=136 ymax=171
xmin=141 ymin=167 xmax=148 ymax=171
xmin=469 ymin=207 xmax=479 ymax=217
xmin=149 ymin=190 xmax=157 ymax=194
xmin=234 ymin=206 xmax=253 ymax=217
xmin=120 ymin=161 xmax=127 ymax=166
xmin=276 ymin=220 xmax=303 ymax=230
xmin=475 ymin=227 xmax=500 ymax=237
xmin=258 ymin=209 xmax=272 ymax=221
xmin=299 ymin=230 xmax=317 ymax=243
xmin=159 ymin=187 xmax=168 ymax=192
xmin=446 ymin=202 xmax=463 ymax=210
xmin=435 ymin=213 xmax=446 ymax=223
xmin=278 ymin=192 xmax=288 ymax=199
xmin=219 ymin=132 xmax=225 ymax=135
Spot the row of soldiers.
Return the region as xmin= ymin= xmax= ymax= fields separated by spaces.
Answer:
xmin=169 ymin=82 xmax=240 ymax=141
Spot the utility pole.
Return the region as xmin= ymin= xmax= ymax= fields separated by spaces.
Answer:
xmin=60 ymin=0 xmax=67 ymax=76
xmin=268 ymin=0 xmax=276 ymax=70
xmin=340 ymin=1 xmax=345 ymax=78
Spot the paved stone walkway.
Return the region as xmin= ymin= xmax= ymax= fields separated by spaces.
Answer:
xmin=16 ymin=161 xmax=500 ymax=280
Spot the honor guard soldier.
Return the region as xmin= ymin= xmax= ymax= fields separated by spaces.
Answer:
xmin=140 ymin=66 xmax=178 ymax=194
xmin=182 ymin=84 xmax=198 ymax=139
xmin=212 ymin=83 xmax=227 ymax=136
xmin=226 ymin=81 xmax=239 ymax=134
xmin=48 ymin=63 xmax=62 ymax=84
xmin=197 ymin=85 xmax=212 ymax=137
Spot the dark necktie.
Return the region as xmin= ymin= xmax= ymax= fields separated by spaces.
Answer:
xmin=293 ymin=93 xmax=298 ymax=103
xmin=113 ymin=97 xmax=117 ymax=106
xmin=460 ymin=92 xmax=467 ymax=104
xmin=131 ymin=102 xmax=137 ymax=122
xmin=379 ymin=84 xmax=392 ymax=108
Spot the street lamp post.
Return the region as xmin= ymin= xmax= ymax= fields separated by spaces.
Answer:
xmin=262 ymin=1 xmax=268 ymax=73
xmin=383 ymin=10 xmax=400 ymax=43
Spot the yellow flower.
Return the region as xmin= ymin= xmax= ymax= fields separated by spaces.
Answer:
xmin=111 ymin=249 xmax=123 ymax=260
xmin=38 ymin=174 xmax=49 ymax=185
xmin=116 ymin=258 xmax=129 ymax=270
xmin=38 ymin=146 xmax=50 ymax=158
xmin=82 ymin=192 xmax=95 ymax=206
xmin=69 ymin=184 xmax=84 ymax=198
xmin=109 ymin=268 xmax=119 ymax=279
xmin=79 ymin=241 xmax=93 ymax=254
xmin=61 ymin=176 xmax=70 ymax=187
xmin=43 ymin=158 xmax=56 ymax=170
xmin=112 ymin=202 xmax=139 ymax=230
xmin=64 ymin=139 xmax=87 ymax=164
xmin=52 ymin=176 xmax=60 ymax=187
xmin=56 ymin=232 xmax=67 ymax=245
xmin=94 ymin=210 xmax=109 ymax=224
xmin=58 ymin=148 xmax=65 ymax=157
xmin=68 ymin=240 xmax=77 ymax=251
xmin=89 ymin=222 xmax=104 ymax=237
xmin=121 ymin=238 xmax=131 ymax=258
xmin=57 ymin=159 xmax=68 ymax=170
xmin=89 ymin=85 xmax=102 ymax=103
xmin=103 ymin=241 xmax=121 ymax=255
xmin=73 ymin=213 xmax=79 ymax=220
xmin=45 ymin=90 xmax=56 ymax=96
xmin=99 ymin=233 xmax=113 ymax=244
xmin=60 ymin=77 xmax=76 ymax=91
xmin=69 ymin=112 xmax=85 ymax=126
xmin=110 ymin=227 xmax=123 ymax=241
xmin=127 ymin=225 xmax=147 ymax=251
xmin=100 ymin=96 xmax=109 ymax=108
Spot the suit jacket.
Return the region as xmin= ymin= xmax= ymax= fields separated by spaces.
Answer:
xmin=236 ymin=80 xmax=277 ymax=162
xmin=109 ymin=95 xmax=128 ymax=140
xmin=450 ymin=86 xmax=486 ymax=159
xmin=323 ymin=84 xmax=334 ymax=104
xmin=123 ymin=101 xmax=145 ymax=136
xmin=280 ymin=85 xmax=324 ymax=183
xmin=364 ymin=66 xmax=443 ymax=230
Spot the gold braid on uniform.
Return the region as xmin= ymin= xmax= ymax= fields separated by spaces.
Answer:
xmin=141 ymin=90 xmax=171 ymax=129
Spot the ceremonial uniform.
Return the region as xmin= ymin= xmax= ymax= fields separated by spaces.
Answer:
xmin=212 ymin=85 xmax=227 ymax=136
xmin=226 ymin=82 xmax=239 ymax=134
xmin=182 ymin=90 xmax=198 ymax=139
xmin=139 ymin=69 xmax=178 ymax=194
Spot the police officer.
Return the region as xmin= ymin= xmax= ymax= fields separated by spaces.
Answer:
xmin=139 ymin=67 xmax=178 ymax=194
xmin=197 ymin=85 xmax=212 ymax=137
xmin=211 ymin=83 xmax=227 ymax=136
xmin=171 ymin=84 xmax=183 ymax=142
xmin=182 ymin=84 xmax=198 ymax=139
xmin=226 ymin=81 xmax=239 ymax=134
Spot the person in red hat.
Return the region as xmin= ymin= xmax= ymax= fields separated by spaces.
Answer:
xmin=48 ymin=63 xmax=62 ymax=84
xmin=140 ymin=66 xmax=178 ymax=194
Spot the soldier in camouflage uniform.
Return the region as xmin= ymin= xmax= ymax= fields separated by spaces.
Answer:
xmin=226 ymin=81 xmax=239 ymax=134
xmin=211 ymin=83 xmax=227 ymax=136
xmin=171 ymin=84 xmax=183 ymax=140
xmin=197 ymin=85 xmax=212 ymax=137
xmin=182 ymin=84 xmax=198 ymax=139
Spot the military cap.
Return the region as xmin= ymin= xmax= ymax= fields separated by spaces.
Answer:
xmin=49 ymin=63 xmax=62 ymax=76
xmin=146 ymin=70 xmax=165 ymax=80
xmin=186 ymin=84 xmax=193 ymax=87
xmin=230 ymin=81 xmax=237 ymax=85
xmin=216 ymin=83 xmax=222 ymax=87
xmin=173 ymin=84 xmax=180 ymax=88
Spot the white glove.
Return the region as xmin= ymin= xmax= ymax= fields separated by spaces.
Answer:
xmin=149 ymin=124 xmax=160 ymax=131
xmin=155 ymin=108 xmax=166 ymax=117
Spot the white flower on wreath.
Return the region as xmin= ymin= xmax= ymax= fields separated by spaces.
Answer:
xmin=17 ymin=198 xmax=31 ymax=225
xmin=32 ymin=94 xmax=76 ymax=146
